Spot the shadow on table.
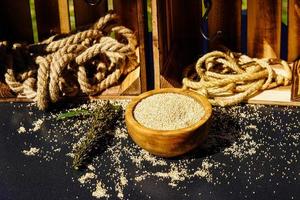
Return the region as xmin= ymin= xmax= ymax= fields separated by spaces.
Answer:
xmin=178 ymin=111 xmax=243 ymax=160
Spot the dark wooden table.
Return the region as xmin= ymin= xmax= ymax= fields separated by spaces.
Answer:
xmin=0 ymin=102 xmax=299 ymax=200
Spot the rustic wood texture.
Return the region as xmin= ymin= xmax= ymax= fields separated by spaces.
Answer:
xmin=135 ymin=0 xmax=148 ymax=93
xmin=73 ymin=0 xmax=107 ymax=28
xmin=113 ymin=0 xmax=138 ymax=31
xmin=247 ymin=0 xmax=282 ymax=58
xmin=0 ymin=83 xmax=14 ymax=98
xmin=0 ymin=0 xmax=33 ymax=42
xmin=169 ymin=0 xmax=202 ymax=59
xmin=114 ymin=0 xmax=148 ymax=93
xmin=35 ymin=0 xmax=61 ymax=40
xmin=288 ymin=0 xmax=300 ymax=62
xmin=125 ymin=88 xmax=212 ymax=157
xmin=291 ymin=59 xmax=300 ymax=101
xmin=152 ymin=0 xmax=165 ymax=89
xmin=150 ymin=0 xmax=298 ymax=106
xmin=119 ymin=67 xmax=141 ymax=95
xmin=0 ymin=95 xmax=134 ymax=103
xmin=247 ymin=86 xmax=300 ymax=106
xmin=0 ymin=0 xmax=147 ymax=100
xmin=208 ymin=0 xmax=241 ymax=51
xmin=159 ymin=48 xmax=183 ymax=88
xmin=152 ymin=0 xmax=202 ymax=89
xmin=58 ymin=0 xmax=71 ymax=33
xmin=101 ymin=67 xmax=141 ymax=96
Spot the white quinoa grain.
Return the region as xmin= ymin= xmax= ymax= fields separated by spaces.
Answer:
xmin=78 ymin=172 xmax=96 ymax=184
xmin=30 ymin=119 xmax=44 ymax=132
xmin=17 ymin=126 xmax=26 ymax=134
xmin=22 ymin=147 xmax=40 ymax=156
xmin=92 ymin=181 xmax=109 ymax=199
xmin=134 ymin=93 xmax=205 ymax=130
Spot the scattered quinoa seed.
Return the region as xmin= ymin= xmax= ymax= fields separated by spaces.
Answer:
xmin=10 ymin=101 xmax=300 ymax=199
xmin=78 ymin=172 xmax=96 ymax=184
xmin=22 ymin=147 xmax=40 ymax=156
xmin=17 ymin=126 xmax=26 ymax=134
xmin=92 ymin=181 xmax=109 ymax=199
xmin=30 ymin=119 xmax=44 ymax=132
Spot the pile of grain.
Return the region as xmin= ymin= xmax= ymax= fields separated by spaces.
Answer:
xmin=134 ymin=93 xmax=205 ymax=130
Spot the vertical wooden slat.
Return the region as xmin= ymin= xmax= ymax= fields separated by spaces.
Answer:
xmin=291 ymin=59 xmax=300 ymax=100
xmin=152 ymin=0 xmax=202 ymax=88
xmin=157 ymin=0 xmax=168 ymax=73
xmin=58 ymin=0 xmax=71 ymax=33
xmin=169 ymin=0 xmax=202 ymax=67
xmin=113 ymin=0 xmax=138 ymax=31
xmin=166 ymin=0 xmax=172 ymax=52
xmin=247 ymin=0 xmax=281 ymax=58
xmin=0 ymin=0 xmax=33 ymax=42
xmin=288 ymin=0 xmax=300 ymax=62
xmin=113 ymin=0 xmax=147 ymax=92
xmin=170 ymin=1 xmax=202 ymax=46
xmin=152 ymin=0 xmax=163 ymax=89
xmin=35 ymin=0 xmax=60 ymax=41
xmin=73 ymin=0 xmax=107 ymax=28
xmin=136 ymin=0 xmax=148 ymax=92
xmin=208 ymin=0 xmax=241 ymax=51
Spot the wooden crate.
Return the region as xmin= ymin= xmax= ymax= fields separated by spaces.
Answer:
xmin=0 ymin=0 xmax=148 ymax=101
xmin=152 ymin=0 xmax=300 ymax=106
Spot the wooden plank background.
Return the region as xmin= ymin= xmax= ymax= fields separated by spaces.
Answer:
xmin=58 ymin=0 xmax=71 ymax=33
xmin=151 ymin=0 xmax=163 ymax=89
xmin=208 ymin=0 xmax=241 ymax=51
xmin=73 ymin=0 xmax=107 ymax=28
xmin=247 ymin=0 xmax=282 ymax=58
xmin=35 ymin=0 xmax=61 ymax=41
xmin=0 ymin=0 xmax=33 ymax=42
xmin=135 ymin=0 xmax=148 ymax=92
xmin=0 ymin=0 xmax=147 ymax=97
xmin=114 ymin=0 xmax=148 ymax=92
xmin=170 ymin=0 xmax=202 ymax=48
xmin=113 ymin=0 xmax=138 ymax=32
xmin=288 ymin=0 xmax=300 ymax=62
xmin=0 ymin=0 xmax=298 ymax=100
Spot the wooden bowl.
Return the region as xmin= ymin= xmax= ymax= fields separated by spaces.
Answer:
xmin=125 ymin=88 xmax=212 ymax=157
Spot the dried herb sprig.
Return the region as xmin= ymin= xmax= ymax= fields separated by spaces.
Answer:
xmin=72 ymin=101 xmax=123 ymax=170
xmin=56 ymin=109 xmax=91 ymax=120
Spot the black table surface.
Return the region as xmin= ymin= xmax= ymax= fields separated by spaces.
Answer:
xmin=0 ymin=102 xmax=299 ymax=200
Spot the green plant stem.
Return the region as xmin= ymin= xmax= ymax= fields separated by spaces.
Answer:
xmin=56 ymin=109 xmax=91 ymax=120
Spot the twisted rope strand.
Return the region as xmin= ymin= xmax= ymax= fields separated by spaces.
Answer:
xmin=2 ymin=13 xmax=139 ymax=110
xmin=36 ymin=55 xmax=52 ymax=110
xmin=183 ymin=51 xmax=292 ymax=106
xmin=46 ymin=30 xmax=102 ymax=52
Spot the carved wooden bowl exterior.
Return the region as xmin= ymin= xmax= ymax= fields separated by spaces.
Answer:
xmin=125 ymin=88 xmax=212 ymax=157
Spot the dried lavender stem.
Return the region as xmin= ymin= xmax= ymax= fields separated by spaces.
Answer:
xmin=72 ymin=101 xmax=122 ymax=169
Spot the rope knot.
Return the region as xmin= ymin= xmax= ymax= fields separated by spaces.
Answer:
xmin=183 ymin=51 xmax=292 ymax=106
xmin=3 ymin=13 xmax=139 ymax=110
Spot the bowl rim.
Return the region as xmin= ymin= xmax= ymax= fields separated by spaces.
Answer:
xmin=125 ymin=88 xmax=212 ymax=137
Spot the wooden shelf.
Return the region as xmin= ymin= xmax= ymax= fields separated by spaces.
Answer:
xmin=247 ymin=86 xmax=300 ymax=106
xmin=152 ymin=0 xmax=300 ymax=107
xmin=0 ymin=0 xmax=148 ymax=102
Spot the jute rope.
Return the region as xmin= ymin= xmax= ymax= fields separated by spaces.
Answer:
xmin=182 ymin=51 xmax=292 ymax=106
xmin=1 ymin=13 xmax=138 ymax=110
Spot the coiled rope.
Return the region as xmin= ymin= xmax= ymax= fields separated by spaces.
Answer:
xmin=182 ymin=51 xmax=292 ymax=106
xmin=0 ymin=13 xmax=138 ymax=110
